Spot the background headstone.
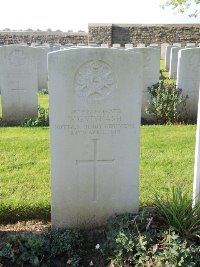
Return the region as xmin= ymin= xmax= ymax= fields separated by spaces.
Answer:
xmin=165 ymin=45 xmax=176 ymax=71
xmin=186 ymin=43 xmax=196 ymax=48
xmin=125 ymin=44 xmax=133 ymax=48
xmin=77 ymin=43 xmax=87 ymax=47
xmin=129 ymin=47 xmax=160 ymax=119
xmin=101 ymin=44 xmax=109 ymax=48
xmin=176 ymin=48 xmax=200 ymax=119
xmin=173 ymin=43 xmax=182 ymax=47
xmin=88 ymin=43 xmax=99 ymax=47
xmin=36 ymin=47 xmax=49 ymax=90
xmin=161 ymin=43 xmax=169 ymax=59
xmin=169 ymin=47 xmax=183 ymax=79
xmin=0 ymin=45 xmax=38 ymax=123
xmin=137 ymin=43 xmax=146 ymax=48
xmin=48 ymin=48 xmax=143 ymax=228
xmin=112 ymin=43 xmax=121 ymax=48
xmin=149 ymin=43 xmax=159 ymax=47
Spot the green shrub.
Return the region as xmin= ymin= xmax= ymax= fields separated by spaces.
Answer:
xmin=146 ymin=79 xmax=188 ymax=124
xmin=154 ymin=186 xmax=200 ymax=238
xmin=21 ymin=106 xmax=49 ymax=127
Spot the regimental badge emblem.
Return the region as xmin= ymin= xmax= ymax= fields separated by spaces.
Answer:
xmin=74 ymin=60 xmax=116 ymax=101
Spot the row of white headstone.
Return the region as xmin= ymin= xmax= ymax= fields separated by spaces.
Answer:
xmin=46 ymin=47 xmax=200 ymax=228
xmin=0 ymin=45 xmax=160 ymax=123
xmin=164 ymin=45 xmax=200 ymax=119
xmin=1 ymin=45 xmax=199 ymax=228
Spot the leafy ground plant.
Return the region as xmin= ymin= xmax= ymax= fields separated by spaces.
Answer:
xmin=0 ymin=229 xmax=84 ymax=267
xmin=21 ymin=106 xmax=49 ymax=127
xmin=101 ymin=208 xmax=200 ymax=266
xmin=154 ymin=186 xmax=200 ymax=238
xmin=146 ymin=79 xmax=188 ymax=124
xmin=0 ymin=233 xmax=49 ymax=266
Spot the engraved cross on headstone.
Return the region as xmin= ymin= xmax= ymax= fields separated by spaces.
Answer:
xmin=76 ymin=139 xmax=115 ymax=201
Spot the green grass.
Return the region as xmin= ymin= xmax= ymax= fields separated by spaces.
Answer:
xmin=0 ymin=125 xmax=196 ymax=223
xmin=140 ymin=125 xmax=196 ymax=205
xmin=160 ymin=59 xmax=176 ymax=83
xmin=38 ymin=94 xmax=49 ymax=110
xmin=0 ymin=127 xmax=50 ymax=222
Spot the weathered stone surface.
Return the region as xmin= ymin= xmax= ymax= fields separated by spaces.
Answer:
xmin=128 ymin=48 xmax=160 ymax=119
xmin=112 ymin=44 xmax=121 ymax=48
xmin=193 ymin=97 xmax=200 ymax=205
xmin=1 ymin=24 xmax=200 ymax=47
xmin=169 ymin=47 xmax=183 ymax=79
xmin=165 ymin=45 xmax=176 ymax=71
xmin=48 ymin=48 xmax=143 ymax=228
xmin=0 ymin=45 xmax=38 ymax=123
xmin=0 ymin=31 xmax=88 ymax=45
xmin=161 ymin=43 xmax=169 ymax=59
xmin=36 ymin=47 xmax=49 ymax=90
xmin=125 ymin=44 xmax=133 ymax=48
xmin=176 ymin=48 xmax=200 ymax=119
xmin=137 ymin=43 xmax=146 ymax=48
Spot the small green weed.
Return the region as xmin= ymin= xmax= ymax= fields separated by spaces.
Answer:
xmin=21 ymin=106 xmax=49 ymax=127
xmin=38 ymin=89 xmax=49 ymax=95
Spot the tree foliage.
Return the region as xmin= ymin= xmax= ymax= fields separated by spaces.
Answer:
xmin=161 ymin=0 xmax=200 ymax=17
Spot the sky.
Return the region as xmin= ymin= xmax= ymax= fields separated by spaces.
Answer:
xmin=1 ymin=0 xmax=200 ymax=32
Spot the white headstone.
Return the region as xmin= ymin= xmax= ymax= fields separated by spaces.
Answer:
xmin=36 ymin=47 xmax=49 ymax=90
xmin=128 ymin=48 xmax=160 ymax=119
xmin=161 ymin=43 xmax=169 ymax=59
xmin=147 ymin=45 xmax=161 ymax=58
xmin=112 ymin=43 xmax=121 ymax=48
xmin=165 ymin=45 xmax=176 ymax=71
xmin=101 ymin=44 xmax=109 ymax=48
xmin=176 ymin=48 xmax=200 ymax=119
xmin=169 ymin=47 xmax=183 ymax=79
xmin=0 ymin=45 xmax=38 ymax=123
xmin=173 ymin=43 xmax=182 ymax=47
xmin=65 ymin=43 xmax=74 ymax=47
xmin=125 ymin=44 xmax=133 ymax=48
xmin=186 ymin=43 xmax=196 ymax=47
xmin=193 ymin=92 xmax=200 ymax=205
xmin=149 ymin=43 xmax=159 ymax=47
xmin=137 ymin=43 xmax=146 ymax=48
xmin=88 ymin=43 xmax=99 ymax=47
xmin=48 ymin=48 xmax=143 ymax=228
xmin=77 ymin=43 xmax=87 ymax=47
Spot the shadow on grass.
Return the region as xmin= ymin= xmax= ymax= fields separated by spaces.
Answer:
xmin=0 ymin=206 xmax=51 ymax=224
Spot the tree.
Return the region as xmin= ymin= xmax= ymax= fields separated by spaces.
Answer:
xmin=161 ymin=0 xmax=200 ymax=17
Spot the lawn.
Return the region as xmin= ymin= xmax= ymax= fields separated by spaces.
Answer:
xmin=0 ymin=125 xmax=196 ymax=223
